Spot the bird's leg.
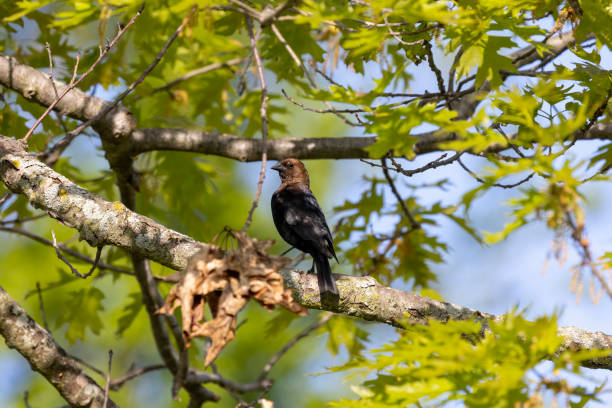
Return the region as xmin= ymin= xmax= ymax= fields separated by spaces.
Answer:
xmin=308 ymin=259 xmax=316 ymax=274
xmin=280 ymin=246 xmax=295 ymax=256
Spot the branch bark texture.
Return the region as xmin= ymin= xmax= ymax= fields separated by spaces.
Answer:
xmin=0 ymin=286 xmax=118 ymax=408
xmin=0 ymin=137 xmax=203 ymax=269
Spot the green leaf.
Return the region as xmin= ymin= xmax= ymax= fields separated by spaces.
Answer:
xmin=55 ymin=287 xmax=105 ymax=344
xmin=116 ymin=292 xmax=142 ymax=336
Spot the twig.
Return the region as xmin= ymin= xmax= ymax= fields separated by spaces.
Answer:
xmin=381 ymin=157 xmax=420 ymax=230
xmin=51 ymin=230 xmax=99 ymax=278
xmin=447 ymin=47 xmax=463 ymax=96
xmin=172 ymin=349 xmax=189 ymax=400
xmin=242 ymin=15 xmax=269 ymax=231
xmin=65 ymin=5 xmax=198 ymax=144
xmin=271 ymin=26 xmax=362 ymax=126
xmin=103 ymin=350 xmax=113 ymax=408
xmin=143 ymin=57 xmax=246 ymax=98
xmin=0 ymin=226 xmax=155 ymax=280
xmin=270 ymin=23 xmax=316 ymax=87
xmin=423 ymin=40 xmax=447 ymax=104
xmin=457 ymin=157 xmax=536 ymax=189
xmin=491 ymin=123 xmax=525 ymax=158
xmin=360 ymin=151 xmax=463 ymax=177
xmin=23 ymin=391 xmax=32 ymax=408
xmin=36 ymin=282 xmax=50 ymax=332
xmin=314 ymin=67 xmax=343 ymax=88
xmin=0 ymin=191 xmax=12 ymax=207
xmin=0 ymin=213 xmax=47 ymax=225
xmin=281 ymin=89 xmax=364 ymax=114
xmin=23 ymin=5 xmax=145 ymax=144
xmin=109 ymin=364 xmax=166 ymax=391
xmin=45 ymin=42 xmax=60 ymax=99
xmin=256 ymin=313 xmax=333 ymax=382
xmin=564 ymin=211 xmax=612 ymax=301
xmin=383 ymin=16 xmax=424 ymax=47
xmin=73 ymin=354 xmax=105 ymax=377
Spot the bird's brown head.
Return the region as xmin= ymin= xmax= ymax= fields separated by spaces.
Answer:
xmin=272 ymin=158 xmax=310 ymax=187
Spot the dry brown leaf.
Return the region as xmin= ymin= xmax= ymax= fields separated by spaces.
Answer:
xmin=158 ymin=230 xmax=307 ymax=365
xmin=258 ymin=398 xmax=274 ymax=408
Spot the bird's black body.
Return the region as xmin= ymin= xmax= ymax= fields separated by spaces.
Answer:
xmin=271 ymin=159 xmax=339 ymax=295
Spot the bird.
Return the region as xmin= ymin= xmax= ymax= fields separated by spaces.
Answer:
xmin=271 ymin=158 xmax=339 ymax=295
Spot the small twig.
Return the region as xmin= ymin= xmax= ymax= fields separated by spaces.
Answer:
xmin=381 ymin=157 xmax=420 ymax=230
xmin=314 ymin=67 xmax=343 ymax=88
xmin=242 ymin=15 xmax=269 ymax=231
xmin=36 ymin=282 xmax=50 ymax=332
xmin=73 ymin=354 xmax=106 ymax=377
xmin=270 ymin=23 xmax=316 ymax=87
xmin=103 ymin=350 xmax=113 ymax=408
xmin=142 ymin=57 xmax=246 ymax=98
xmin=447 ymin=47 xmax=463 ymax=96
xmin=23 ymin=5 xmax=145 ymax=144
xmin=24 ymin=391 xmax=32 ymax=408
xmin=256 ymin=313 xmax=333 ymax=382
xmin=423 ymin=40 xmax=447 ymax=104
xmin=0 ymin=226 xmax=155 ymax=280
xmin=281 ymin=89 xmax=364 ymax=114
xmin=360 ymin=151 xmax=463 ymax=178
xmin=0 ymin=213 xmax=47 ymax=226
xmin=109 ymin=364 xmax=166 ymax=391
xmin=564 ymin=211 xmax=612 ymax=301
xmin=491 ymin=123 xmax=525 ymax=158
xmin=51 ymin=230 xmax=98 ymax=278
xmin=172 ymin=349 xmax=189 ymax=400
xmin=65 ymin=5 xmax=198 ymax=143
xmin=383 ymin=15 xmax=425 ymax=46
xmin=0 ymin=191 xmax=12 ymax=207
xmin=457 ymin=157 xmax=536 ymax=189
xmin=46 ymin=42 xmax=60 ymax=99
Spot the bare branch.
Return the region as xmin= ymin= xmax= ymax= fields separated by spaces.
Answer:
xmin=109 ymin=364 xmax=166 ymax=391
xmin=103 ymin=350 xmax=113 ymax=408
xmin=380 ymin=157 xmax=420 ymax=230
xmin=242 ymin=15 xmax=269 ymax=231
xmin=35 ymin=282 xmax=50 ymax=332
xmin=145 ymin=57 xmax=246 ymax=97
xmin=457 ymin=157 xmax=536 ymax=189
xmin=257 ymin=313 xmax=333 ymax=382
xmin=51 ymin=230 xmax=98 ymax=278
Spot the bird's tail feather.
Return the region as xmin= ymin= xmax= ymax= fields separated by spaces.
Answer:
xmin=314 ymin=254 xmax=338 ymax=296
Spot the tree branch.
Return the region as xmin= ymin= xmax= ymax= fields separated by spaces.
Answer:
xmin=0 ymin=286 xmax=119 ymax=408
xmin=0 ymin=135 xmax=610 ymax=371
xmin=0 ymin=136 xmax=204 ymax=270
xmin=280 ymin=269 xmax=612 ymax=370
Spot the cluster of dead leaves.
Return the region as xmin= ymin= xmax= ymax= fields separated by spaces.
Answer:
xmin=158 ymin=230 xmax=306 ymax=365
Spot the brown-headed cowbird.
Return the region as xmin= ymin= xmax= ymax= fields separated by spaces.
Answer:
xmin=271 ymin=158 xmax=339 ymax=295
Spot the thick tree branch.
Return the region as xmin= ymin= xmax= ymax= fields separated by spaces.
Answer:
xmin=0 ymin=135 xmax=610 ymax=371
xmin=0 ymin=286 xmax=119 ymax=408
xmin=0 ymin=137 xmax=204 ymax=270
xmin=0 ymin=55 xmax=135 ymax=139
xmin=280 ymin=270 xmax=612 ymax=370
xmin=1 ymin=31 xmax=611 ymax=165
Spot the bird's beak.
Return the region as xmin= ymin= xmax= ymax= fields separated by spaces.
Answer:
xmin=271 ymin=163 xmax=283 ymax=172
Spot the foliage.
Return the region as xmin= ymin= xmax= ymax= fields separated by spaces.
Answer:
xmin=330 ymin=312 xmax=607 ymax=407
xmin=0 ymin=0 xmax=611 ymax=407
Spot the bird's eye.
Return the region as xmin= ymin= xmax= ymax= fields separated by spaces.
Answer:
xmin=287 ymin=163 xmax=294 ymax=168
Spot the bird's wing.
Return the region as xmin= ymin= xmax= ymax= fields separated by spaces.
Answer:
xmin=284 ymin=190 xmax=337 ymax=260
